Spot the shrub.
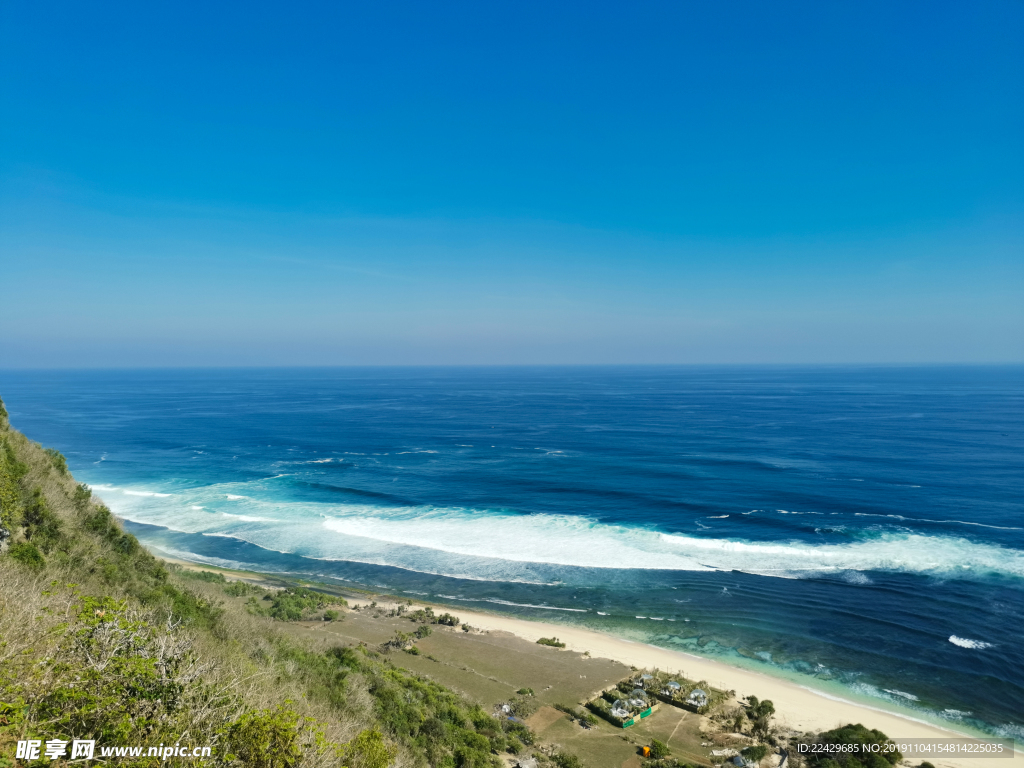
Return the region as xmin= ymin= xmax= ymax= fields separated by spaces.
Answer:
xmin=343 ymin=727 xmax=397 ymax=768
xmin=324 ymin=609 xmax=340 ymax=621
xmin=8 ymin=540 xmax=44 ymax=569
xmin=508 ymin=694 xmax=539 ymax=719
xmin=407 ymin=607 xmax=435 ymax=623
xmin=44 ymin=447 xmax=69 ymax=475
xmin=247 ymin=586 xmax=347 ymax=621
xmin=537 ymin=636 xmax=566 ymax=648
xmin=24 ymin=488 xmax=64 ymax=552
xmin=183 ymin=569 xmax=228 ymax=583
xmin=224 ymin=580 xmax=262 ymax=597
xmin=72 ymin=482 xmax=92 ymax=510
xmin=223 ymin=704 xmax=308 ymax=768
xmin=554 ymin=751 xmax=583 ymax=768
xmin=502 ymin=718 xmax=534 ymax=745
xmin=516 ymin=687 xmax=534 ymax=696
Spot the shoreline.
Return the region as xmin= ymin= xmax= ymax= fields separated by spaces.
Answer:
xmin=160 ymin=554 xmax=1020 ymax=766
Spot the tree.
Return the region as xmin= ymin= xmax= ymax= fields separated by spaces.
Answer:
xmin=806 ymin=724 xmax=902 ymax=768
xmin=9 ymin=541 xmax=44 ymax=569
xmin=741 ymin=745 xmax=770 ymax=764
xmin=748 ymin=698 xmax=775 ymax=740
xmin=649 ymin=739 xmax=670 ymax=759
xmin=732 ymin=710 xmax=747 ymax=733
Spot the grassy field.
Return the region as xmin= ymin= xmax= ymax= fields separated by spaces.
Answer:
xmin=256 ymin=595 xmax=719 ymax=768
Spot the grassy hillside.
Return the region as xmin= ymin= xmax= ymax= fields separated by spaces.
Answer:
xmin=0 ymin=397 xmax=533 ymax=768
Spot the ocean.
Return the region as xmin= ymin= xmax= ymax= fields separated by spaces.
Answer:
xmin=1 ymin=366 xmax=1021 ymax=736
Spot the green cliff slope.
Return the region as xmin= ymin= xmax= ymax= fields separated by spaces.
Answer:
xmin=0 ymin=397 xmax=525 ymax=768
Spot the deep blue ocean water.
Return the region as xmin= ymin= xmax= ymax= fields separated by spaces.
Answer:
xmin=1 ymin=366 xmax=1022 ymax=735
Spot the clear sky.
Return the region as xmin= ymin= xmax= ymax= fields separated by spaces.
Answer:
xmin=1 ymin=0 xmax=1022 ymax=366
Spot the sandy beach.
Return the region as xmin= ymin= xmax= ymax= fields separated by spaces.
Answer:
xmin=345 ymin=596 xmax=1021 ymax=768
xmin=162 ymin=556 xmax=1019 ymax=768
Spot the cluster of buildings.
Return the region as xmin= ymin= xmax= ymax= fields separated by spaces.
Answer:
xmin=588 ymin=671 xmax=719 ymax=729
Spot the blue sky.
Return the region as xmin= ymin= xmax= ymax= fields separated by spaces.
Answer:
xmin=1 ymin=0 xmax=1021 ymax=366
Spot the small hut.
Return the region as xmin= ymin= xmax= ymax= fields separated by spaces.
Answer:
xmin=687 ymin=688 xmax=709 ymax=708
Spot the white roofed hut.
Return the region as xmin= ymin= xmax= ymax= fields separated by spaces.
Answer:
xmin=687 ymin=688 xmax=709 ymax=708
xmin=611 ymin=700 xmax=631 ymax=719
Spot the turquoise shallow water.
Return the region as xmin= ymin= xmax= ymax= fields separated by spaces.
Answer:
xmin=1 ymin=366 xmax=1021 ymax=735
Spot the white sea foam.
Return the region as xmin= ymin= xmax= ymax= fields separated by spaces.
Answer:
xmin=884 ymin=689 xmax=919 ymax=701
xmin=90 ymin=484 xmax=171 ymax=498
xmin=90 ymin=482 xmax=1024 ymax=584
xmin=854 ymin=513 xmax=1022 ymax=531
xmin=437 ymin=595 xmax=586 ymax=612
xmin=994 ymin=723 xmax=1024 ymax=740
xmin=841 ymin=571 xmax=872 ymax=585
xmin=482 ymin=598 xmax=585 ymax=612
xmin=948 ymin=635 xmax=994 ymax=649
xmin=153 ymin=546 xmax=266 ymax=573
xmin=942 ymin=709 xmax=972 ymax=719
xmin=221 ymin=512 xmax=279 ymax=523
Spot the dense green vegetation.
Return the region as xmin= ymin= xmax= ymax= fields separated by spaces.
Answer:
xmin=804 ymin=724 xmax=902 ymax=768
xmin=536 ymin=637 xmax=566 ymax=648
xmin=649 ymin=739 xmax=670 ymax=759
xmin=740 ymin=745 xmax=769 ymax=763
xmin=0 ymin=396 xmax=532 ymax=768
xmin=743 ymin=696 xmax=775 ymax=740
xmin=246 ymin=586 xmax=349 ymax=621
xmin=405 ymin=606 xmax=461 ymax=627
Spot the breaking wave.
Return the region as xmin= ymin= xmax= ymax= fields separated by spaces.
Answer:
xmin=948 ymin=635 xmax=994 ymax=650
xmin=89 ymin=480 xmax=1024 ymax=584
